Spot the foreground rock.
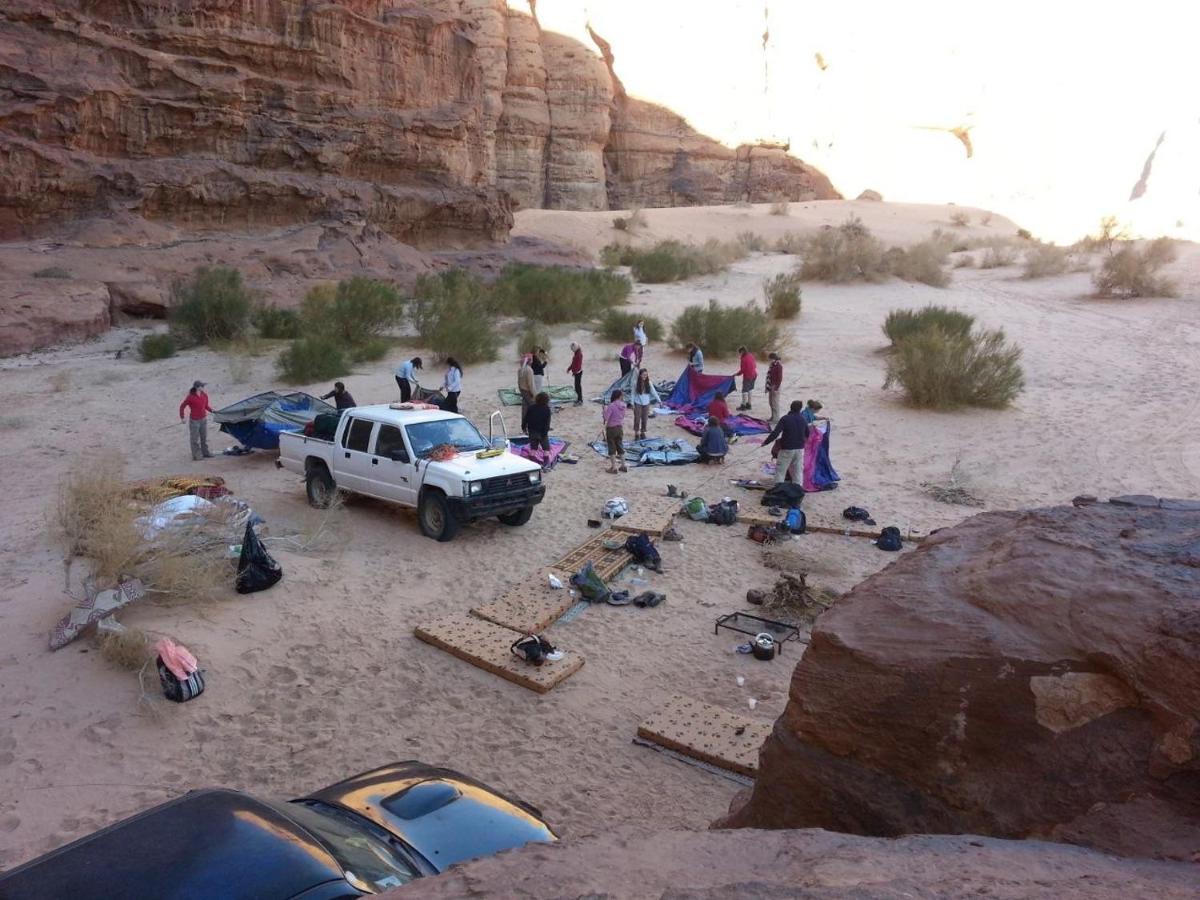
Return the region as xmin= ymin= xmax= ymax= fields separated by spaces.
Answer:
xmin=720 ymin=500 xmax=1200 ymax=862
xmin=386 ymin=827 xmax=1198 ymax=898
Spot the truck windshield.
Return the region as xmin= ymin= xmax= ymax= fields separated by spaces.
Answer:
xmin=406 ymin=419 xmax=489 ymax=458
xmin=280 ymin=800 xmax=421 ymax=892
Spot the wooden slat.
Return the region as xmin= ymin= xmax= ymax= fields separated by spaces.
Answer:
xmin=637 ymin=693 xmax=772 ymax=777
xmin=610 ymin=495 xmax=682 ymax=537
xmin=414 ymin=614 xmax=583 ymax=694
xmin=471 ymin=568 xmax=576 ymax=633
xmin=553 ymin=532 xmax=632 ymax=582
xmin=717 ymin=512 xmax=925 ymax=543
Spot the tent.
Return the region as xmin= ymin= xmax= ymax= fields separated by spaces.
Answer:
xmin=804 ymin=421 xmax=841 ymax=491
xmin=213 ymin=391 xmax=335 ymax=450
xmin=596 ymin=368 xmax=674 ymax=404
xmin=664 ymin=366 xmax=736 ymax=412
xmin=498 ymin=385 xmax=578 ymax=406
xmin=674 ymin=413 xmax=770 ymax=437
xmin=589 ymin=436 xmax=700 ymax=466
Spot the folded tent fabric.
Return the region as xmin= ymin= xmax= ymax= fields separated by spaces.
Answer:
xmin=498 ymin=385 xmax=578 ymax=406
xmin=673 ymin=413 xmax=771 ymax=437
xmin=509 ymin=436 xmax=570 ymax=468
xmin=214 ymin=391 xmax=336 ymax=450
xmin=588 ymin=436 xmax=700 ymax=466
xmin=804 ymin=421 xmax=841 ymax=491
xmin=664 ymin=366 xmax=736 ymax=412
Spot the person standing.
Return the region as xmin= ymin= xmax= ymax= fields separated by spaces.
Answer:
xmin=320 ymin=382 xmax=357 ymax=410
xmin=630 ymin=368 xmax=660 ymax=440
xmin=517 ymin=355 xmax=536 ymax=433
xmin=633 ymin=319 xmax=648 ymax=365
xmin=443 ymin=358 xmax=462 ymax=413
xmin=179 ymin=380 xmax=215 ymax=461
xmin=765 ymin=352 xmax=783 ymax=424
xmin=802 ymin=399 xmax=827 ymax=423
xmin=567 ymin=342 xmax=584 ymax=406
xmin=526 ymin=392 xmax=552 ymax=455
xmin=618 ymin=342 xmax=637 ymax=376
xmin=530 ymin=347 xmax=548 ymax=395
xmin=686 ymin=342 xmax=704 ymax=374
xmin=602 ymin=389 xmax=628 ymax=474
xmin=394 ymin=357 xmax=422 ymax=403
xmin=735 ymin=346 xmax=758 ymax=411
xmin=763 ymin=400 xmax=809 ymax=484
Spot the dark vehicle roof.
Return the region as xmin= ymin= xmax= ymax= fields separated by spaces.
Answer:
xmin=0 ymin=789 xmax=348 ymax=900
xmin=305 ymin=761 xmax=556 ymax=872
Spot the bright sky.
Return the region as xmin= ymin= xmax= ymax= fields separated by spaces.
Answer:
xmin=520 ymin=0 xmax=1198 ymax=243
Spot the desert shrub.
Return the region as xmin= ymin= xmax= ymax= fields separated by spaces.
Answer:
xmin=491 ymin=264 xmax=630 ymax=323
xmin=979 ymin=242 xmax=1017 ymax=269
xmin=737 ymin=231 xmax=768 ymax=252
xmin=50 ymin=370 xmax=72 ymax=393
xmin=612 ymin=208 xmax=646 ymax=232
xmin=276 ymin=334 xmax=349 ymax=383
xmin=1076 ymin=216 xmax=1130 ymax=254
xmin=299 ymin=277 xmax=404 ymax=347
xmin=980 ymin=213 xmax=993 ymax=226
xmin=770 ymin=200 xmax=791 ymax=216
xmin=670 ymin=299 xmax=778 ymax=357
xmin=33 ymin=266 xmax=72 ymax=279
xmin=168 ymin=266 xmax=254 ymax=345
xmin=1093 ymin=238 xmax=1178 ymax=298
xmin=883 ymin=305 xmax=975 ymax=347
xmin=1016 ymin=228 xmax=1032 ymax=240
xmin=139 ymin=333 xmax=177 ymax=362
xmin=226 ymin=353 xmax=253 ymax=384
xmin=410 ymin=269 xmax=491 ymax=340
xmin=1022 ymin=243 xmax=1072 ymax=279
xmin=596 ymin=309 xmax=664 ymax=343
xmin=427 ymin=299 xmax=500 ymax=363
xmin=97 ymin=627 xmax=154 ymax=671
xmin=515 ymin=320 xmax=553 ymax=357
xmin=628 ymin=239 xmax=746 ymax=283
xmin=774 ymin=232 xmax=806 ymax=254
xmin=599 ymin=242 xmax=638 ymax=267
xmin=799 ymin=217 xmax=889 ymax=283
xmin=763 ymin=271 xmax=802 ymax=319
xmin=255 ymin=305 xmax=302 ymax=339
xmin=885 ymin=326 xmax=1024 ymax=409
xmin=349 ymin=337 xmax=390 ymax=363
xmin=954 ymin=254 xmax=975 ymax=268
xmin=949 ymin=210 xmax=971 ymax=227
xmin=886 ymin=239 xmax=950 ymax=287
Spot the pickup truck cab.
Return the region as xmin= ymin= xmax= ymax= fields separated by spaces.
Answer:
xmin=278 ymin=405 xmax=544 ymax=541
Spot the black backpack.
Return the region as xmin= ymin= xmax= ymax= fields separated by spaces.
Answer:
xmin=707 ymin=499 xmax=738 ymax=526
xmin=843 ymin=506 xmax=877 ymax=526
xmin=761 ymin=482 xmax=805 ymax=509
xmin=876 ymin=526 xmax=903 ymax=551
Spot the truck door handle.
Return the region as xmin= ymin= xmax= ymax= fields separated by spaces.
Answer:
xmin=344 ymin=452 xmax=350 ymax=459
xmin=371 ymin=458 xmax=378 ymax=465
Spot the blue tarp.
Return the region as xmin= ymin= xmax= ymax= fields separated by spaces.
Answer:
xmin=213 ymin=391 xmax=335 ymax=450
xmin=809 ymin=422 xmax=841 ymax=491
xmin=664 ymin=366 xmax=736 ymax=412
xmin=589 ymin=436 xmax=700 ymax=466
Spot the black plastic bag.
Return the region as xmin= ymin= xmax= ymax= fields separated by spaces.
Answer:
xmin=761 ymin=482 xmax=805 ymax=509
xmin=236 ymin=521 xmax=283 ymax=594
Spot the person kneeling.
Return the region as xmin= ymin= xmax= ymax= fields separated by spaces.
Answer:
xmin=696 ymin=415 xmax=728 ymax=464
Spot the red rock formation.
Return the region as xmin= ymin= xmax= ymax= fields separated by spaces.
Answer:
xmin=0 ymin=279 xmax=110 ymax=356
xmin=720 ymin=499 xmax=1200 ymax=863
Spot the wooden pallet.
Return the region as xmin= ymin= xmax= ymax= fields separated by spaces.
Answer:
xmin=552 ymin=532 xmax=633 ymax=582
xmin=726 ymin=511 xmax=925 ymax=543
xmin=471 ymin=568 xmax=576 ymax=633
xmin=414 ymin=613 xmax=583 ymax=694
xmin=636 ymin=694 xmax=773 ymax=777
xmin=610 ymin=495 xmax=682 ymax=537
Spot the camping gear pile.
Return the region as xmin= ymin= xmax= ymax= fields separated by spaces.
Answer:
xmin=213 ymin=391 xmax=335 ymax=450
xmin=683 ymin=496 xmax=739 ymax=525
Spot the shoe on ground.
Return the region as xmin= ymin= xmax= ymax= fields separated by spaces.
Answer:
xmin=619 ymin=463 xmax=628 ymax=473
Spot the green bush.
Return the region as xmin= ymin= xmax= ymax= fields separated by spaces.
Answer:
xmin=1093 ymin=238 xmax=1178 ymax=298
xmin=1022 ymin=243 xmax=1072 ymax=279
xmin=737 ymin=231 xmax=768 ymax=252
xmin=949 ymin=210 xmax=971 ymax=227
xmin=276 ymin=334 xmax=350 ymax=383
xmin=596 ymin=310 xmax=664 ymax=343
xmin=1016 ymin=228 xmax=1033 ymax=240
xmin=883 ymin=305 xmax=975 ymax=347
xmin=492 ymin=264 xmax=630 ymax=323
xmin=612 ymin=208 xmax=645 ymax=232
xmin=299 ymin=277 xmax=403 ymax=347
xmin=428 ymin=299 xmax=500 ymax=364
xmin=168 ymin=266 xmax=254 ymax=345
xmin=979 ymin=242 xmax=1017 ymax=269
xmin=886 ymin=239 xmax=950 ymax=287
xmin=885 ymin=326 xmax=1024 ymax=409
xmin=254 ymin=305 xmax=302 ymax=339
xmin=763 ymin=272 xmax=802 ymax=319
xmin=138 ymin=333 xmax=177 ymax=362
xmin=33 ymin=266 xmax=71 ymax=279
xmin=515 ymin=320 xmax=553 ymax=358
xmin=799 ymin=217 xmax=889 ymax=283
xmin=410 ymin=270 xmax=491 ymax=340
xmin=628 ymin=239 xmax=746 ymax=283
xmin=599 ymin=242 xmax=639 ymax=267
xmin=670 ymin=299 xmax=778 ymax=358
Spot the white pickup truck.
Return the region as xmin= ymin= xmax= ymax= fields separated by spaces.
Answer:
xmin=277 ymin=405 xmax=545 ymax=541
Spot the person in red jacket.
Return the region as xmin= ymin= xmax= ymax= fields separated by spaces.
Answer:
xmin=735 ymin=346 xmax=758 ymax=411
xmin=566 ymin=342 xmax=584 ymax=406
xmin=179 ymin=380 xmax=215 ymax=461
xmin=765 ymin=352 xmax=784 ymax=424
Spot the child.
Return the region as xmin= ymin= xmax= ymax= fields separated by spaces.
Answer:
xmin=697 ymin=415 xmax=728 ymax=463
xmin=602 ymin=389 xmax=628 ymax=473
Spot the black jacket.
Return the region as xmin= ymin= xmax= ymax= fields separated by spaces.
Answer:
xmin=321 ymin=389 xmax=356 ymax=410
xmin=525 ymin=404 xmax=552 ymax=433
xmin=765 ymin=412 xmax=808 ymax=450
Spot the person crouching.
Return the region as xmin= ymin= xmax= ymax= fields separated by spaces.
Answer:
xmin=697 ymin=415 xmax=728 ymax=464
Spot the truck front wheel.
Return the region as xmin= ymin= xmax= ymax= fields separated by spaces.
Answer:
xmin=306 ymin=467 xmax=335 ymax=509
xmin=419 ymin=490 xmax=460 ymax=542
xmin=498 ymin=506 xmax=534 ymax=527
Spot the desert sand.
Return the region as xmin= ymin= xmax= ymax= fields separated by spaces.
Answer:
xmin=1 ymin=200 xmax=1198 ymax=870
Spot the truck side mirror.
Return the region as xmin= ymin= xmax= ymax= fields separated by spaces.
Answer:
xmin=389 ymin=449 xmax=409 ymax=463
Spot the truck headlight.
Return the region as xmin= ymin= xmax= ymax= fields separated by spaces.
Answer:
xmin=468 ymin=481 xmax=483 ymax=495
xmin=528 ymin=472 xmax=541 ymax=484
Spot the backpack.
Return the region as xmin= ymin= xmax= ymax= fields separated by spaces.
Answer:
xmin=843 ymin=506 xmax=877 ymax=526
xmin=876 ymin=526 xmax=903 ymax=551
xmin=684 ymin=496 xmax=709 ymax=521
xmin=785 ymin=507 xmax=806 ymax=534
xmin=747 ymin=524 xmax=775 ymax=544
xmin=761 ymin=482 xmax=805 ymax=509
xmin=510 ymin=634 xmax=556 ymax=667
xmin=624 ymin=533 xmax=662 ymax=568
xmin=602 ymin=497 xmax=629 ymax=519
xmin=570 ymin=562 xmax=611 ymax=603
xmin=707 ymin=499 xmax=738 ymax=526
xmin=157 ymin=657 xmax=205 ymax=703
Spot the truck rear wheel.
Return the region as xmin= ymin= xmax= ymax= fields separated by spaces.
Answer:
xmin=498 ymin=507 xmax=534 ymax=527
xmin=419 ymin=490 xmax=459 ymax=542
xmin=305 ymin=467 xmax=335 ymax=509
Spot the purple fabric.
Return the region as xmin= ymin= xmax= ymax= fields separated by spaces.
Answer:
xmin=674 ymin=414 xmax=771 ymax=436
xmin=510 ymin=436 xmax=569 ymax=468
xmin=664 ymin=367 xmax=737 ymax=412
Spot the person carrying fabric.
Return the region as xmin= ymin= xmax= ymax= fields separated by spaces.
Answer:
xmin=320 ymin=382 xmax=357 ymax=410
xmin=696 ymin=415 xmax=728 ymax=463
xmin=763 ymin=400 xmax=809 ymax=484
xmin=443 ymin=358 xmax=463 ymax=413
xmin=179 ymin=380 xmax=215 ymax=461
xmin=530 ymin=347 xmax=548 ymax=394
xmin=517 ymin=355 xmax=536 ymax=433
xmin=802 ymin=399 xmax=828 ymax=423
xmin=602 ymin=389 xmax=628 ymax=474
xmin=526 ymin=392 xmax=552 ymax=455
xmin=566 ymin=342 xmax=584 ymax=406
xmin=630 ymin=368 xmax=661 ymax=441
xmin=618 ymin=342 xmax=638 ymax=376
xmin=394 ymin=357 xmax=422 ymax=403
xmin=633 ymin=319 xmax=648 ymax=365
xmin=765 ymin=352 xmax=784 ymax=424
xmin=686 ymin=342 xmax=705 ymax=373
xmin=735 ymin=347 xmax=758 ymax=411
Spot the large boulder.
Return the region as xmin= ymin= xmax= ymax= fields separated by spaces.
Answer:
xmin=720 ymin=500 xmax=1200 ymax=862
xmin=0 ymin=278 xmax=110 ymax=355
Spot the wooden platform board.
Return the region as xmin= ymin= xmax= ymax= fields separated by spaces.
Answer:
xmin=553 ymin=532 xmax=633 ymax=582
xmin=414 ymin=614 xmax=584 ymax=694
xmin=720 ymin=511 xmax=925 ymax=543
xmin=609 ymin=495 xmax=682 ymax=537
xmin=471 ymin=568 xmax=576 ymax=633
xmin=637 ymin=693 xmax=772 ymax=777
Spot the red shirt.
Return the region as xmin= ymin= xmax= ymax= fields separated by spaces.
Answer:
xmin=567 ymin=348 xmax=583 ymax=374
xmin=708 ymin=397 xmax=731 ymax=421
xmin=180 ymin=391 xmax=213 ymax=420
xmin=766 ymin=360 xmax=783 ymax=391
xmin=737 ymin=352 xmax=758 ymax=379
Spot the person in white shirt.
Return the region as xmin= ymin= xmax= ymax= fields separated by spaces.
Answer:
xmin=633 ymin=320 xmax=648 ymax=365
xmin=394 ymin=357 xmax=422 ymax=403
xmin=443 ymin=358 xmax=463 ymax=413
xmin=686 ymin=343 xmax=704 ymax=374
xmin=630 ymin=367 xmax=661 ymax=440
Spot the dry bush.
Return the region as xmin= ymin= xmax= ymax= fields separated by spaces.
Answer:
xmin=49 ymin=370 xmax=72 ymax=393
xmin=612 ymin=208 xmax=646 ymax=232
xmin=949 ymin=210 xmax=971 ymax=227
xmin=774 ymin=232 xmax=807 ymax=255
xmin=763 ymin=271 xmax=802 ymax=319
xmin=1022 ymin=243 xmax=1072 ymax=279
xmin=628 ymin=239 xmax=746 ymax=283
xmin=733 ymin=200 xmax=753 ymax=209
xmin=758 ymin=572 xmax=838 ymax=626
xmin=769 ymin=200 xmax=791 ymax=216
xmin=979 ymin=242 xmax=1018 ymax=269
xmin=921 ymin=456 xmax=985 ymax=507
xmin=954 ymin=254 xmax=976 ymax=268
xmin=226 ymin=353 xmax=253 ymax=384
xmin=139 ymin=333 xmax=176 ymax=362
xmin=883 ymin=305 xmax=974 ymax=347
xmin=799 ymin=217 xmax=889 ymax=283
xmin=737 ymin=231 xmax=768 ymax=252
xmin=980 ymin=213 xmax=993 ymax=226
xmin=1016 ymin=228 xmax=1033 ymax=240
xmin=1093 ymin=238 xmax=1178 ymax=298
xmin=1075 ymin=215 xmax=1130 ymax=255
xmin=886 ymin=239 xmax=951 ymax=287
xmin=98 ymin=626 xmax=154 ymax=670
xmin=670 ymin=299 xmax=779 ymax=356
xmin=885 ymin=326 xmax=1025 ymax=409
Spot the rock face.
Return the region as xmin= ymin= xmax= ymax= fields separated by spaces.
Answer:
xmin=384 ymin=827 xmax=1200 ymax=899
xmin=720 ymin=500 xmax=1200 ymax=863
xmin=0 ymin=279 xmax=110 ymax=356
xmin=0 ymin=1 xmax=837 ymax=245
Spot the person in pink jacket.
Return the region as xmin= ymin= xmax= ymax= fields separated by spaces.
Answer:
xmin=735 ymin=347 xmax=758 ymax=411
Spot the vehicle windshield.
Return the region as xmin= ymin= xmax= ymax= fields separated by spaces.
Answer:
xmin=406 ymin=418 xmax=488 ymax=458
xmin=280 ymin=800 xmax=420 ymax=893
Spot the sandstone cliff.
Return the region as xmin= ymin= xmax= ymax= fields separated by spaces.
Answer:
xmin=720 ymin=497 xmax=1200 ymax=863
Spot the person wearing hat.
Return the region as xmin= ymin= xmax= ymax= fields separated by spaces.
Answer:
xmin=320 ymin=381 xmax=357 ymax=410
xmin=179 ymin=380 xmax=215 ymax=461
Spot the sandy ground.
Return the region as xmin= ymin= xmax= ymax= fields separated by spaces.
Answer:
xmin=2 ymin=200 xmax=1199 ymax=870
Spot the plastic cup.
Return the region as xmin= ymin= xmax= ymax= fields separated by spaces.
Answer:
xmin=748 ymin=698 xmax=758 ymax=710
xmin=736 ymin=676 xmax=745 ymax=687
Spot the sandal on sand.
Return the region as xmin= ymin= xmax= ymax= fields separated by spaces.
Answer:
xmin=607 ymin=590 xmax=633 ymax=606
xmin=632 ymin=591 xmax=657 ymax=608
xmin=646 ymin=592 xmax=665 ymax=608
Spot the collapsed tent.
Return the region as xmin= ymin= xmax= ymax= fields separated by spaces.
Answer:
xmin=508 ymin=436 xmax=570 ymax=469
xmin=674 ymin=413 xmax=771 ymax=436
xmin=664 ymin=366 xmax=736 ymax=412
xmin=595 ymin=368 xmax=674 ymax=404
xmin=804 ymin=421 xmax=841 ymax=491
xmin=589 ymin=436 xmax=700 ymax=466
xmin=214 ymin=391 xmax=335 ymax=450
xmin=498 ymin=385 xmax=578 ymax=406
